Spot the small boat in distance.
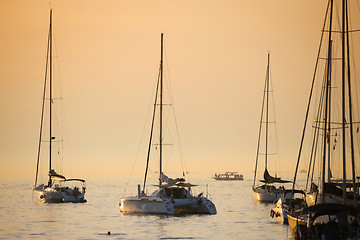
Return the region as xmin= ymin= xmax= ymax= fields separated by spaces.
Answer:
xmin=33 ymin=9 xmax=86 ymax=203
xmin=119 ymin=33 xmax=216 ymax=215
xmin=213 ymin=172 xmax=243 ymax=180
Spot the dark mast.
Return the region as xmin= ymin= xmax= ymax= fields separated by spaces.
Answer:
xmin=252 ymin=52 xmax=270 ymax=188
xmin=321 ymin=0 xmax=333 ymax=200
xmin=34 ymin=9 xmax=52 ymax=189
xmin=159 ymin=33 xmax=164 ymax=186
xmin=265 ymin=52 xmax=270 ymax=170
xmin=48 ymin=9 xmax=53 ymax=187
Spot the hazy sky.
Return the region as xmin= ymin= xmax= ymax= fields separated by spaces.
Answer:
xmin=1 ymin=0 xmax=358 ymax=181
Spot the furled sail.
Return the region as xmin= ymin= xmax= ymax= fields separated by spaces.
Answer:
xmin=153 ymin=173 xmax=197 ymax=188
xmin=49 ymin=169 xmax=66 ymax=180
xmin=160 ymin=173 xmax=184 ymax=186
xmin=261 ymin=168 xmax=290 ymax=183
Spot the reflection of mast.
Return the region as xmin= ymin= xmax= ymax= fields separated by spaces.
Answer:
xmin=48 ymin=9 xmax=53 ymax=187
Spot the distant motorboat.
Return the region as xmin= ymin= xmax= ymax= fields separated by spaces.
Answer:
xmin=213 ymin=172 xmax=243 ymax=181
xmin=119 ymin=33 xmax=216 ymax=215
xmin=33 ymin=9 xmax=86 ymax=203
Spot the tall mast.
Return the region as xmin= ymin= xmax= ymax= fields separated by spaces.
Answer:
xmin=344 ymin=0 xmax=356 ymax=205
xmin=265 ymin=52 xmax=270 ymax=169
xmin=48 ymin=9 xmax=53 ymax=187
xmin=34 ymin=11 xmax=51 ymax=189
xmin=327 ymin=40 xmax=332 ymax=183
xmin=159 ymin=33 xmax=163 ymax=187
xmin=322 ymin=0 xmax=333 ymax=199
xmin=341 ymin=0 xmax=347 ymax=202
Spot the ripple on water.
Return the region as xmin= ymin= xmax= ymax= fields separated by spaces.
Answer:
xmin=0 ymin=178 xmax=291 ymax=240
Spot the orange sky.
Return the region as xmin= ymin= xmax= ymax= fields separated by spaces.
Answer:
xmin=1 ymin=0 xmax=359 ymax=181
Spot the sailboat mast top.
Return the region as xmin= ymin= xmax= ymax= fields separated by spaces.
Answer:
xmin=265 ymin=52 xmax=270 ymax=170
xmin=159 ymin=33 xmax=163 ymax=187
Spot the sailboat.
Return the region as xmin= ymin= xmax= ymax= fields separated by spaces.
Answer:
xmin=252 ymin=53 xmax=291 ymax=203
xmin=33 ymin=9 xmax=86 ymax=203
xmin=119 ymin=33 xmax=216 ymax=215
xmin=288 ymin=0 xmax=360 ymax=237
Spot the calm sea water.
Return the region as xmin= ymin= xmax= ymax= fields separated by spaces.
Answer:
xmin=0 ymin=175 xmax=292 ymax=239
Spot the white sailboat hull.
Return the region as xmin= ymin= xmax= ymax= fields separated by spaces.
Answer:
xmin=34 ymin=184 xmax=86 ymax=203
xmin=33 ymin=188 xmax=63 ymax=203
xmin=270 ymin=198 xmax=288 ymax=224
xmin=120 ymin=196 xmax=174 ymax=214
xmin=195 ymin=198 xmax=217 ymax=214
xmin=173 ymin=198 xmax=198 ymax=208
xmin=253 ymin=190 xmax=276 ymax=202
xmin=173 ymin=197 xmax=217 ymax=214
xmin=62 ymin=192 xmax=86 ymax=203
xmin=252 ymin=187 xmax=292 ymax=203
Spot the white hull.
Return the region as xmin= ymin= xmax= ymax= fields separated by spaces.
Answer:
xmin=174 ymin=197 xmax=217 ymax=214
xmin=253 ymin=190 xmax=278 ymax=202
xmin=173 ymin=198 xmax=198 ymax=208
xmin=270 ymin=198 xmax=288 ymax=224
xmin=195 ymin=197 xmax=217 ymax=214
xmin=213 ymin=172 xmax=243 ymax=180
xmin=120 ymin=196 xmax=174 ymax=214
xmin=212 ymin=177 xmax=243 ymax=181
xmin=34 ymin=185 xmax=86 ymax=203
xmin=62 ymin=191 xmax=86 ymax=203
xmin=253 ymin=187 xmax=292 ymax=203
xmin=34 ymin=188 xmax=63 ymax=203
